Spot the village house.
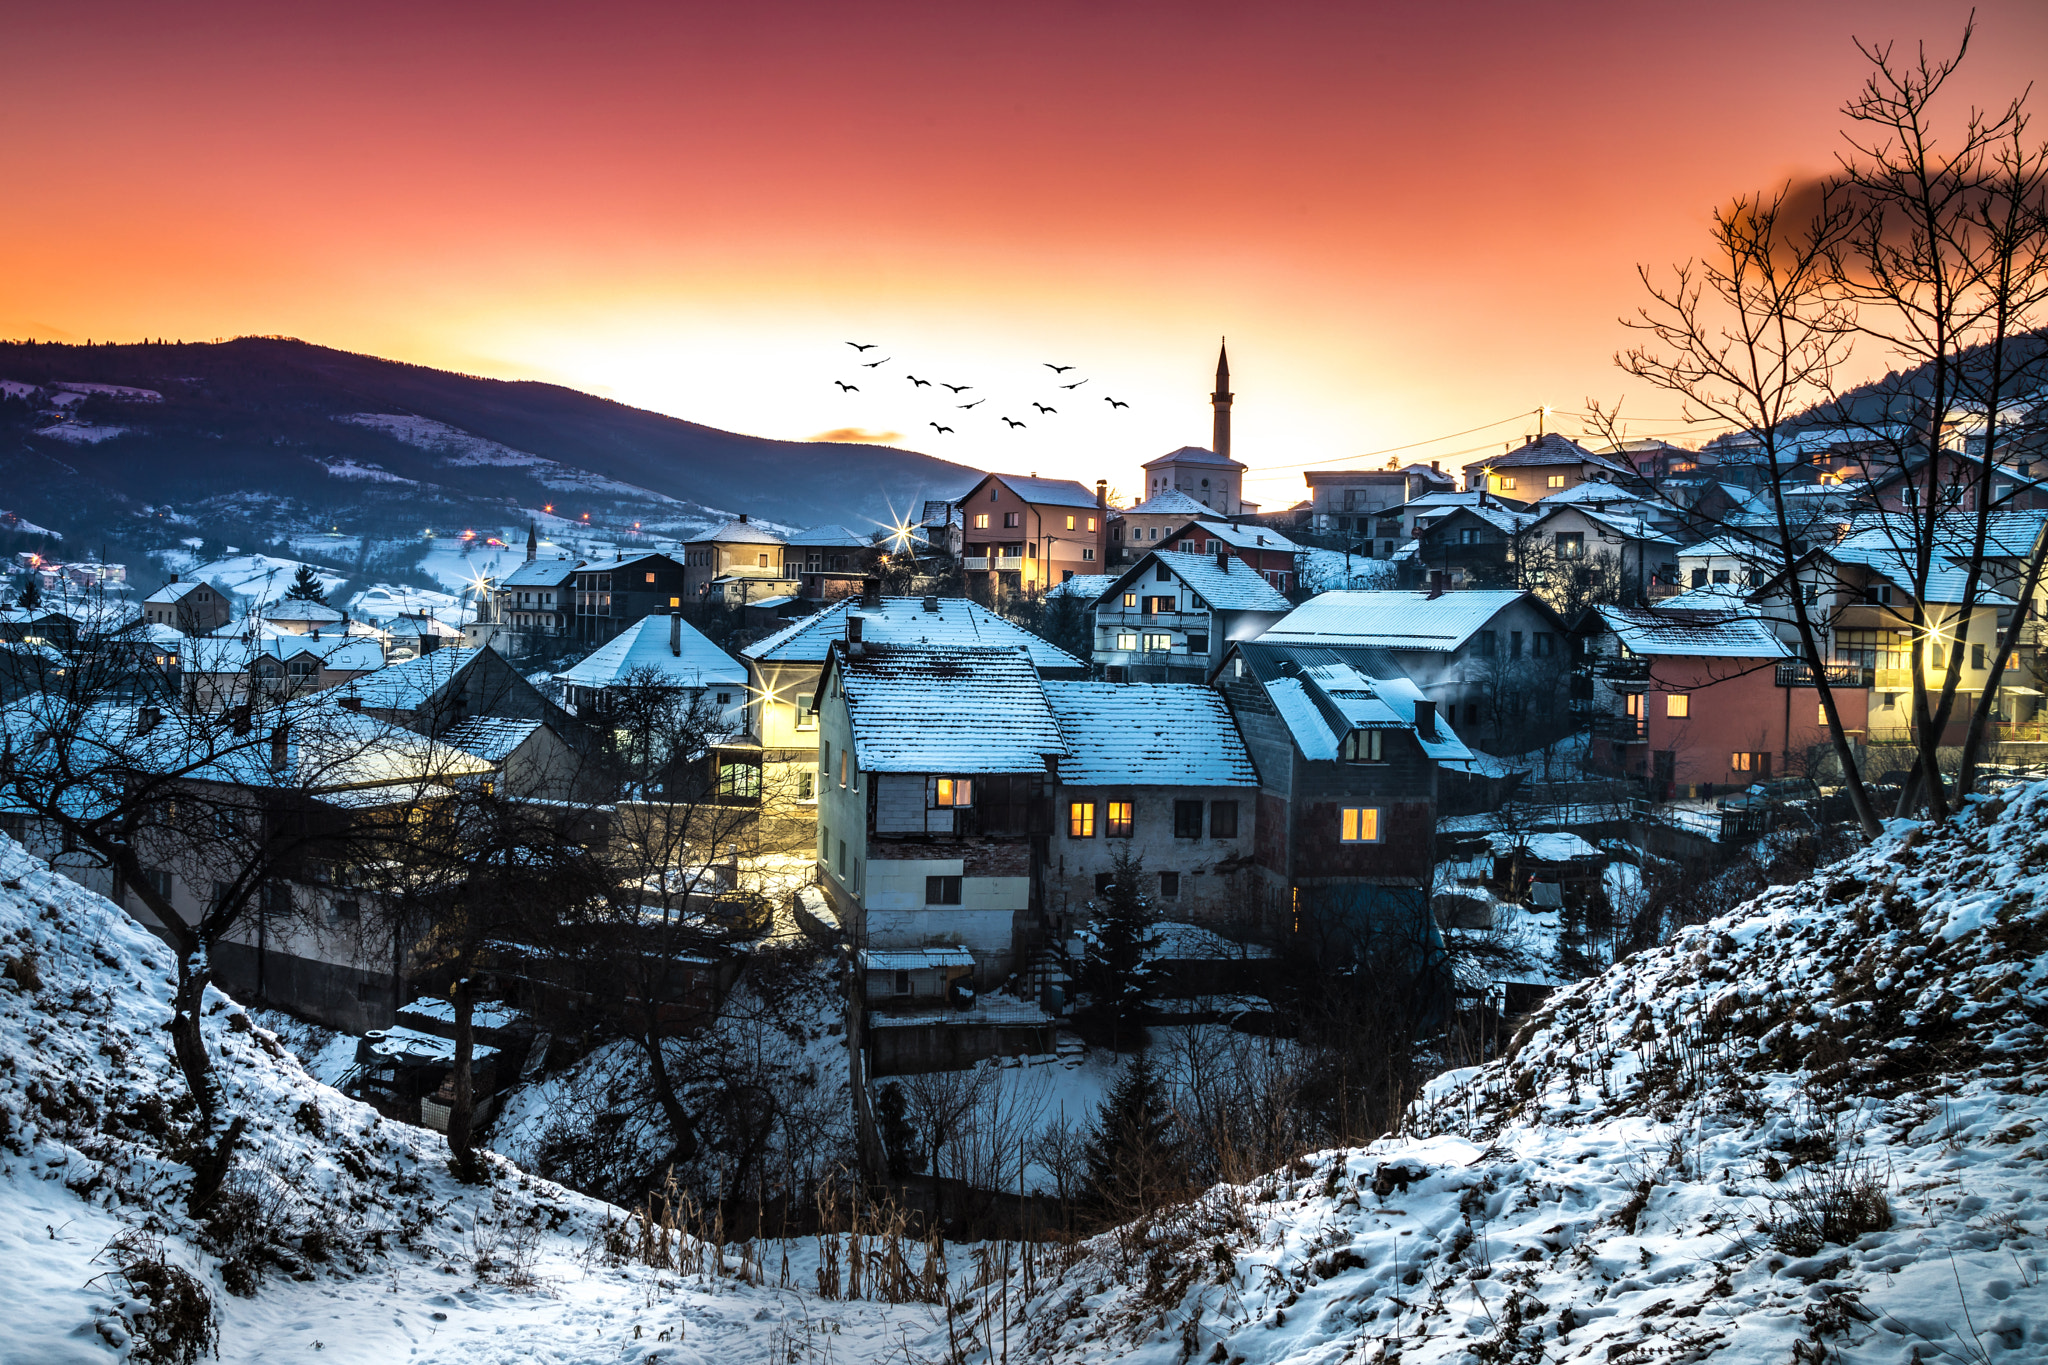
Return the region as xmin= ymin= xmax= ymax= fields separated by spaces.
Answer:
xmin=332 ymin=646 xmax=570 ymax=742
xmin=1110 ymin=488 xmax=1215 ymax=565
xmin=1574 ymin=605 xmax=1859 ymax=796
xmin=953 ymin=473 xmax=1109 ymax=593
xmin=1090 ymin=549 xmax=1293 ymax=684
xmin=680 ymin=518 xmax=789 ymax=603
xmin=1412 ymin=501 xmax=1539 ymax=587
xmin=785 ymin=524 xmax=874 ymax=601
xmin=1462 ymin=433 xmax=1638 ymax=501
xmin=384 ymin=612 xmax=464 ymax=658
xmin=1521 ymin=501 xmax=1682 ymax=591
xmin=1041 ymin=681 xmax=1260 ymax=937
xmin=1256 ymin=589 xmax=1570 ymax=751
xmin=568 ymin=551 xmax=689 ymax=645
xmin=434 ymin=716 xmax=582 ymax=800
xmin=1157 ymin=518 xmax=1303 ymax=592
xmin=813 ymin=642 xmax=1067 ymax=983
xmin=185 ymin=628 xmax=385 ymax=711
xmin=1391 ymin=490 xmax=1531 ymax=544
xmin=1304 ymin=462 xmax=1456 ymax=538
xmin=553 ymin=611 xmax=748 ymax=730
xmin=467 ymin=550 xmax=580 ymax=655
xmin=142 ymin=579 xmax=231 ymax=635
xmin=740 ymin=587 xmax=1083 ymax=825
xmin=261 ymin=599 xmax=350 ymax=635
xmin=1214 ymin=641 xmax=1474 ymax=937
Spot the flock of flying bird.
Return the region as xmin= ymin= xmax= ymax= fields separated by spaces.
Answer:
xmin=833 ymin=340 xmax=1130 ymax=436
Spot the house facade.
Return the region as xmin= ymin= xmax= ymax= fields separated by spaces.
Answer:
xmin=1462 ymin=434 xmax=1639 ymax=501
xmin=954 ymin=473 xmax=1108 ymax=593
xmin=1090 ymin=549 xmax=1292 ymax=684
xmin=813 ymin=642 xmax=1067 ymax=982
xmin=1304 ymin=463 xmax=1456 ymax=537
xmin=143 ymin=580 xmax=231 ymax=635
xmin=1110 ymin=488 xmax=1215 ymax=566
xmin=1041 ymin=681 xmax=1260 ymax=936
xmin=467 ymin=557 xmax=580 ymax=655
xmin=553 ymin=611 xmax=748 ymax=730
xmin=1161 ymin=519 xmax=1303 ymax=593
xmin=680 ymin=518 xmax=789 ymax=603
xmin=570 ymin=552 xmax=689 ymax=645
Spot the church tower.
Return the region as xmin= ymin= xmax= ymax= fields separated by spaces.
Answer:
xmin=1210 ymin=340 xmax=1233 ymax=460
xmin=526 ymin=521 xmax=537 ymax=562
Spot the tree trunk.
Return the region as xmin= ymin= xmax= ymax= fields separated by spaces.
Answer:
xmin=170 ymin=941 xmax=220 ymax=1123
xmin=639 ymin=1027 xmax=700 ymax=1165
xmin=447 ymin=981 xmax=478 ymax=1180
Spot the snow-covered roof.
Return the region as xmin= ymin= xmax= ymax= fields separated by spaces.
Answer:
xmin=1043 ymin=682 xmax=1258 ymax=787
xmin=1104 ymin=550 xmax=1292 ymax=613
xmin=786 ymin=524 xmax=870 ymax=547
xmin=554 ymin=614 xmax=745 ymax=691
xmin=187 ymin=629 xmax=383 ymax=673
xmin=742 ymin=596 xmax=1080 ymax=671
xmin=1491 ymin=831 xmax=1603 ymax=862
xmin=264 ymin=600 xmax=347 ymax=623
xmin=979 ymin=474 xmax=1102 ymax=510
xmin=835 ymin=645 xmax=1066 ymax=774
xmin=1189 ymin=520 xmax=1300 ymax=553
xmin=367 ymin=1024 xmax=499 ymax=1066
xmin=1467 ymin=434 xmax=1635 ymax=476
xmin=391 ymin=613 xmax=464 ymax=639
xmin=1656 ymin=583 xmax=1754 ymax=610
xmin=498 ymin=558 xmax=581 ymax=587
xmin=1142 ymin=445 xmax=1244 ymax=471
xmin=1231 ymin=642 xmax=1474 ymax=763
xmin=1590 ymin=605 xmax=1789 ymax=658
xmin=331 ymin=649 xmax=478 ymax=712
xmin=437 ymin=717 xmax=546 ymax=763
xmin=1261 ymin=590 xmax=1531 ymax=652
xmin=1123 ymin=489 xmax=1214 ymax=519
xmin=142 ymin=581 xmax=212 ymax=605
xmin=1424 ymin=503 xmax=1538 ymax=536
xmin=1677 ymin=534 xmax=1772 ymax=561
xmin=1530 ymin=505 xmax=1680 ymax=548
xmin=688 ymin=519 xmax=786 ymax=546
xmin=1046 ymin=574 xmax=1118 ymax=601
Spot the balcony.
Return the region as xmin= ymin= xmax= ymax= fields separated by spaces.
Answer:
xmin=1874 ymin=667 xmax=1913 ymax=690
xmin=1591 ymin=656 xmax=1651 ymax=684
xmin=1591 ymin=712 xmax=1645 ymax=741
xmin=1775 ymin=660 xmax=1870 ymax=688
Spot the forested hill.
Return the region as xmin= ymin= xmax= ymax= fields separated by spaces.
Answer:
xmin=0 ymin=337 xmax=979 ymax=538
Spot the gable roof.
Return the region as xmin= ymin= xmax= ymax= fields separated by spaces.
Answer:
xmin=1044 ymin=682 xmax=1258 ymax=787
xmin=785 ymin=524 xmax=871 ymax=547
xmin=1227 ymin=641 xmax=1473 ymax=762
xmin=1123 ymin=489 xmax=1214 ymax=519
xmin=1099 ymin=550 xmax=1292 ymax=612
xmin=962 ymin=473 xmax=1102 ymax=510
xmin=1142 ymin=445 xmax=1244 ymax=471
xmin=500 ymin=558 xmax=581 ymax=587
xmin=833 ymin=644 xmax=1065 ymax=773
xmin=438 ymin=717 xmax=547 ymax=763
xmin=1526 ymin=504 xmax=1682 ymax=548
xmin=143 ymin=581 xmax=212 ymax=605
xmin=331 ymin=648 xmax=481 ymax=712
xmin=1589 ymin=605 xmax=1789 ymax=658
xmin=1418 ymin=503 xmax=1538 ymax=537
xmin=1189 ymin=520 xmax=1301 ymax=553
xmin=1466 ymin=433 xmax=1635 ymax=476
xmin=742 ymin=596 xmax=1081 ymax=671
xmin=554 ymin=613 xmax=746 ymax=690
xmin=688 ymin=519 xmax=786 ymax=546
xmin=1261 ymin=590 xmax=1542 ymax=651
xmin=1046 ymin=574 xmax=1119 ymax=601
xmin=264 ymin=600 xmax=347 ymax=622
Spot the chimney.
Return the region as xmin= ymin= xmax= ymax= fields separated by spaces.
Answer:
xmin=1095 ymin=480 xmax=1107 ymax=510
xmin=1428 ymin=571 xmax=1446 ymax=598
xmin=861 ymin=575 xmax=881 ymax=608
xmin=847 ymin=614 xmax=864 ymax=655
xmin=1431 ymin=460 xmax=1440 ymax=472
xmin=739 ymin=512 xmax=749 ymax=523
xmin=670 ymin=610 xmax=682 ymax=656
xmin=921 ymin=595 xmax=940 ymax=613
xmin=1414 ymin=699 xmax=1437 ymax=740
xmin=1216 ymin=549 xmax=1230 ymax=572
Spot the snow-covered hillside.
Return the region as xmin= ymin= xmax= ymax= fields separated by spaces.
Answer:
xmin=0 ymin=839 xmax=947 ymax=1363
xmin=1020 ymin=791 xmax=2048 ymax=1365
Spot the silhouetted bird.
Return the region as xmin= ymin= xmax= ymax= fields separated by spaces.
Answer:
xmin=1104 ymin=397 xmax=1128 ymax=408
xmin=1060 ymin=379 xmax=1088 ymax=390
xmin=1044 ymin=363 xmax=1074 ymax=373
xmin=941 ymin=383 xmax=971 ymax=393
xmin=907 ymin=375 xmax=932 ymax=387
xmin=834 ymin=381 xmax=859 ymax=392
xmin=958 ymin=399 xmax=985 ymax=409
xmin=861 ymin=357 xmax=890 ymax=368
xmin=929 ymin=422 xmax=954 ymax=433
xmin=1001 ymin=417 xmax=1026 ymax=428
xmin=1031 ymin=402 xmax=1056 ymax=414
xmin=847 ymin=341 xmax=877 ymax=351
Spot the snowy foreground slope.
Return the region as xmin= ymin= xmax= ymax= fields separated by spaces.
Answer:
xmin=0 ymin=839 xmax=941 ymax=1365
xmin=1021 ymin=792 xmax=2048 ymax=1365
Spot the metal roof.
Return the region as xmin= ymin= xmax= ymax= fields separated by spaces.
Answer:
xmin=1044 ymin=682 xmax=1258 ymax=787
xmin=836 ymin=644 xmax=1066 ymax=774
xmin=1260 ymin=590 xmax=1532 ymax=652
xmin=555 ymin=614 xmax=746 ymax=690
xmin=742 ymin=596 xmax=1080 ymax=670
xmin=1099 ymin=550 xmax=1292 ymax=612
xmin=1590 ymin=605 xmax=1789 ymax=658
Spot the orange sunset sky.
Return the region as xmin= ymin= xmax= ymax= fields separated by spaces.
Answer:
xmin=5 ymin=0 xmax=2044 ymax=508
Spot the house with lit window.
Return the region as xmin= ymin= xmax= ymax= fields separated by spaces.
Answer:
xmin=1154 ymin=519 xmax=1303 ymax=593
xmin=568 ymin=552 xmax=689 ymax=645
xmin=1521 ymin=502 xmax=1681 ymax=591
xmin=680 ymin=518 xmax=790 ymax=604
xmin=1256 ymin=589 xmax=1570 ymax=752
xmin=740 ymin=584 xmax=1084 ymax=826
xmin=1573 ymin=605 xmax=1861 ymax=798
xmin=1091 ymin=549 xmax=1292 ymax=683
xmin=1304 ymin=463 xmax=1456 ymax=537
xmin=1110 ymin=488 xmax=1215 ymax=566
xmin=1213 ymin=641 xmax=1473 ymax=939
xmin=952 ymin=473 xmax=1109 ymax=593
xmin=184 ymin=628 xmax=385 ymax=711
xmin=553 ymin=612 xmax=748 ymax=728
xmin=1411 ymin=502 xmax=1539 ymax=587
xmin=467 ymin=555 xmax=580 ymax=656
xmin=1461 ymin=434 xmax=1640 ymax=501
xmin=1041 ymin=682 xmax=1259 ymax=936
xmin=812 ymin=641 xmax=1068 ymax=982
xmin=142 ymin=579 xmax=231 ymax=636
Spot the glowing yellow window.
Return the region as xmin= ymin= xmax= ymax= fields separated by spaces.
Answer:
xmin=1340 ymin=807 xmax=1381 ymax=843
xmin=1068 ymin=802 xmax=1095 ymax=837
xmin=1666 ymin=694 xmax=1689 ymax=718
xmin=1065 ymin=515 xmax=1076 ymax=530
xmin=1088 ymin=517 xmax=1098 ymax=532
xmin=933 ymin=778 xmax=974 ymax=808
xmin=1106 ymin=802 xmax=1134 ymax=838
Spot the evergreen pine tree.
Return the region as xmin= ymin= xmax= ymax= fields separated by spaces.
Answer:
xmin=16 ymin=575 xmax=40 ymax=610
xmin=1076 ymin=846 xmax=1160 ymax=1050
xmin=874 ymin=1080 xmax=923 ymax=1179
xmin=282 ymin=564 xmax=328 ymax=604
xmin=1083 ymin=1048 xmax=1179 ymax=1217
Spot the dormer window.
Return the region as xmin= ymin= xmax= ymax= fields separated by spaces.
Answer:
xmin=1341 ymin=729 xmax=1385 ymax=763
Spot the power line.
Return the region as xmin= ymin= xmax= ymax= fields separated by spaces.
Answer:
xmin=1251 ymin=410 xmax=1539 ymax=474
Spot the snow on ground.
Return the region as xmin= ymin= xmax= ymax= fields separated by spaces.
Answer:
xmin=1017 ymin=788 xmax=2048 ymax=1365
xmin=186 ymin=554 xmax=348 ymax=606
xmin=319 ymin=458 xmax=418 ymax=484
xmin=335 ymin=414 xmax=551 ymax=469
xmin=346 ymin=582 xmax=464 ymax=622
xmin=0 ymin=837 xmax=979 ymax=1364
xmin=35 ymin=423 xmax=131 ymax=444
xmin=414 ymin=539 xmax=527 ymax=598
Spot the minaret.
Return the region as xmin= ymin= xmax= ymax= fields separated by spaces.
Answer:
xmin=1210 ymin=339 xmax=1233 ymax=461
xmin=525 ymin=522 xmax=537 ymax=562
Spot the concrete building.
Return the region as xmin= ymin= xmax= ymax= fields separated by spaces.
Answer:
xmin=1304 ymin=463 xmax=1457 ymax=538
xmin=467 ymin=553 xmax=580 ymax=656
xmin=1462 ymin=433 xmax=1638 ymax=501
xmin=1256 ymin=590 xmax=1569 ymax=751
xmin=680 ymin=518 xmax=789 ymax=603
xmin=142 ymin=579 xmax=231 ymax=635
xmin=1042 ymin=681 xmax=1260 ymax=935
xmin=1090 ymin=549 xmax=1294 ymax=683
xmin=568 ymin=552 xmax=689 ymax=645
xmin=814 ymin=642 xmax=1067 ymax=982
xmin=1110 ymin=488 xmax=1215 ymax=565
xmin=954 ymin=473 xmax=1109 ymax=593
xmin=553 ymin=611 xmax=748 ymax=730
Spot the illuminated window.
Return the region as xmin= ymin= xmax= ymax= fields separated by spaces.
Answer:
xmin=645 ymin=572 xmax=657 ymax=583
xmin=1546 ymin=475 xmax=1566 ymax=489
xmin=1106 ymin=802 xmax=1134 ymax=838
xmin=1116 ymin=631 xmax=1138 ymax=650
xmin=932 ymin=778 xmax=974 ymax=808
xmin=1087 ymin=517 xmax=1098 ymax=532
xmin=1494 ymin=476 xmax=1518 ymax=491
xmin=1666 ymin=694 xmax=1689 ymax=718
xmin=1142 ymin=633 xmax=1172 ymax=651
xmin=1123 ymin=593 xmax=1137 ymax=608
xmin=1340 ymin=807 xmax=1381 ymax=842
xmin=1341 ymin=729 xmax=1384 ymax=762
xmin=839 ymin=751 xmax=848 ymax=788
xmin=974 ymin=514 xmax=991 ymax=530
xmin=1065 ymin=515 xmax=1076 ymax=530
xmin=669 ymin=596 xmax=680 ymax=607
xmin=1068 ymin=802 xmax=1095 ymax=837
xmin=1818 ymin=703 xmax=1829 ymax=726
